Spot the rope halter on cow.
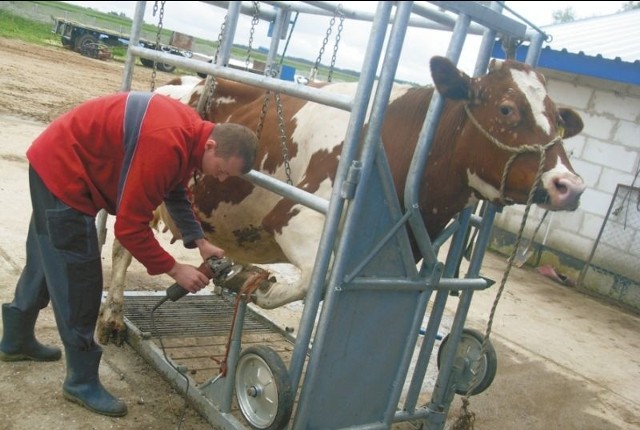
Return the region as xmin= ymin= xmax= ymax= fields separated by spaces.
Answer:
xmin=453 ymin=105 xmax=564 ymax=430
xmin=463 ymin=104 xmax=562 ymax=206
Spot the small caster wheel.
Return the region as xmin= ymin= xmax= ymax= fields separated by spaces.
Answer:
xmin=235 ymin=345 xmax=293 ymax=429
xmin=437 ymin=328 xmax=497 ymax=395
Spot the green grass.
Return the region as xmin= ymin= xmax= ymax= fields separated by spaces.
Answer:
xmin=0 ymin=9 xmax=56 ymax=45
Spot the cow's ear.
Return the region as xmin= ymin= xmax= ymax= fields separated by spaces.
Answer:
xmin=559 ymin=108 xmax=584 ymax=138
xmin=430 ymin=56 xmax=472 ymax=101
xmin=488 ymin=58 xmax=505 ymax=72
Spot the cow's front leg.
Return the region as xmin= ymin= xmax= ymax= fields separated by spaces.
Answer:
xmin=97 ymin=239 xmax=133 ymax=345
xmin=252 ymin=208 xmax=322 ymax=309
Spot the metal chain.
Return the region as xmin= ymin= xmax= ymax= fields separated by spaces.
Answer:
xmin=255 ymin=66 xmax=292 ymax=185
xmin=274 ymin=90 xmax=292 ymax=185
xmin=150 ymin=1 xmax=165 ymax=92
xmin=308 ymin=13 xmax=336 ymax=82
xmin=202 ymin=79 xmax=218 ymax=121
xmin=212 ymin=14 xmax=227 ymax=66
xmin=328 ymin=5 xmax=345 ymax=82
xmin=245 ymin=2 xmax=260 ymax=70
xmin=202 ymin=14 xmax=228 ymax=118
xmin=254 ymin=0 xmax=271 ymax=140
xmin=256 ymin=91 xmax=271 ymax=139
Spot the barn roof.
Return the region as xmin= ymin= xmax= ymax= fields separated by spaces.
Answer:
xmin=492 ymin=8 xmax=640 ymax=86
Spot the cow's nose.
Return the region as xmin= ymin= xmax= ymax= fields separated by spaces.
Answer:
xmin=547 ymin=175 xmax=586 ymax=210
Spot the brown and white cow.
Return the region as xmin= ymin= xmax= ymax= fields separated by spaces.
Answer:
xmin=97 ymin=56 xmax=585 ymax=344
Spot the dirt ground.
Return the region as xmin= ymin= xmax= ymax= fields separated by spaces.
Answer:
xmin=0 ymin=37 xmax=639 ymax=430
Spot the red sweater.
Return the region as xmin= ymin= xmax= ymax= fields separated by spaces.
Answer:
xmin=27 ymin=92 xmax=214 ymax=275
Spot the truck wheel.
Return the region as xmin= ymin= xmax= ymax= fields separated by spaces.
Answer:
xmin=197 ymin=59 xmax=213 ymax=78
xmin=139 ymin=57 xmax=174 ymax=72
xmin=139 ymin=57 xmax=176 ymax=73
xmin=139 ymin=58 xmax=155 ymax=68
xmin=74 ymin=34 xmax=98 ymax=52
xmin=156 ymin=62 xmax=176 ymax=73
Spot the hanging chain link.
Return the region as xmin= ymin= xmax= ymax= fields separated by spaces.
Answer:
xmin=245 ymin=2 xmax=260 ymax=70
xmin=308 ymin=4 xmax=344 ymax=83
xmin=150 ymin=1 xmax=165 ymax=92
xmin=205 ymin=3 xmax=292 ymax=184
xmin=201 ymin=14 xmax=228 ymax=118
xmin=274 ymin=90 xmax=292 ymax=185
xmin=308 ymin=15 xmax=334 ymax=82
xmin=212 ymin=14 xmax=227 ymax=66
xmin=256 ymin=91 xmax=271 ymax=139
xmin=202 ymin=79 xmax=218 ymax=120
xmin=253 ymin=0 xmax=271 ymax=139
xmin=327 ymin=5 xmax=344 ymax=82
xmin=255 ymin=66 xmax=293 ymax=185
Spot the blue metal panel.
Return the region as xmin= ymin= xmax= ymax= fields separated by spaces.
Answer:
xmin=299 ymin=147 xmax=423 ymax=429
xmin=492 ymin=42 xmax=640 ymax=86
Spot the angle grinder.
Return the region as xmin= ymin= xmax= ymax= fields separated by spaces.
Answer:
xmin=164 ymin=256 xmax=243 ymax=302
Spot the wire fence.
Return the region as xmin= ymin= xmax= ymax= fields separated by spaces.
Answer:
xmin=579 ymin=184 xmax=640 ymax=293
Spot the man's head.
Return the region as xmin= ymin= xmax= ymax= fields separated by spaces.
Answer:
xmin=201 ymin=123 xmax=258 ymax=182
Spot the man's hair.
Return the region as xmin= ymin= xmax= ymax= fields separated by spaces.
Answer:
xmin=211 ymin=123 xmax=259 ymax=174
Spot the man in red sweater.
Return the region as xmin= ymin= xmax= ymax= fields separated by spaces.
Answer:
xmin=0 ymin=91 xmax=258 ymax=417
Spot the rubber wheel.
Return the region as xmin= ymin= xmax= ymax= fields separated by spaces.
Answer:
xmin=437 ymin=328 xmax=497 ymax=396
xmin=74 ymin=34 xmax=98 ymax=52
xmin=155 ymin=62 xmax=176 ymax=73
xmin=139 ymin=56 xmax=175 ymax=73
xmin=235 ymin=345 xmax=293 ymax=430
xmin=139 ymin=57 xmax=155 ymax=68
xmin=197 ymin=59 xmax=213 ymax=78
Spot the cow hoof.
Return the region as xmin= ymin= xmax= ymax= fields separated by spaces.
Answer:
xmin=218 ymin=265 xmax=273 ymax=294
xmin=96 ymin=303 xmax=127 ymax=346
xmin=97 ymin=325 xmax=127 ymax=346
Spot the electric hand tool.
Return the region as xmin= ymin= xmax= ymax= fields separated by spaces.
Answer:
xmin=164 ymin=256 xmax=243 ymax=302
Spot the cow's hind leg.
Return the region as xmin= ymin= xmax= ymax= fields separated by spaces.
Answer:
xmin=96 ymin=239 xmax=132 ymax=345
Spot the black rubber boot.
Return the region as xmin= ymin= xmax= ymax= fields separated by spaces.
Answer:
xmin=0 ymin=303 xmax=62 ymax=362
xmin=62 ymin=347 xmax=128 ymax=417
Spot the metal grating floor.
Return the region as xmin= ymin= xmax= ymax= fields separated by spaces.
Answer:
xmin=121 ymin=292 xmax=300 ymax=429
xmin=123 ymin=293 xmax=277 ymax=338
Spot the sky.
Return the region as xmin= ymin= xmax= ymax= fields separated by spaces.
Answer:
xmin=63 ymin=1 xmax=630 ymax=85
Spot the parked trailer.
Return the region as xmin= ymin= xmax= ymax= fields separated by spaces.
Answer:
xmin=50 ymin=17 xmax=193 ymax=72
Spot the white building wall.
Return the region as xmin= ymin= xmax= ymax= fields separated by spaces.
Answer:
xmin=493 ymin=72 xmax=640 ymax=267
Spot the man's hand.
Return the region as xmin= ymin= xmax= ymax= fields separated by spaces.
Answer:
xmin=195 ymin=238 xmax=224 ymax=260
xmin=167 ymin=262 xmax=210 ymax=293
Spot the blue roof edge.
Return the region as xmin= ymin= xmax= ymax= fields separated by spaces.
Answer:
xmin=491 ymin=42 xmax=640 ymax=86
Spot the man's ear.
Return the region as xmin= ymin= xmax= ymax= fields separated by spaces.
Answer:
xmin=205 ymin=139 xmax=217 ymax=151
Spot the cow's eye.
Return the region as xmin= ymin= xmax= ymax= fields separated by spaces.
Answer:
xmin=499 ymin=104 xmax=514 ymax=116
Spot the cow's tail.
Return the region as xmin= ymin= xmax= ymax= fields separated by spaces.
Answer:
xmin=151 ymin=203 xmax=182 ymax=244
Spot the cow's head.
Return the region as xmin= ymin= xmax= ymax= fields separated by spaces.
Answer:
xmin=430 ymin=56 xmax=585 ymax=211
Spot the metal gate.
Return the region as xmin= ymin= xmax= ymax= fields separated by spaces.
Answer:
xmin=113 ymin=2 xmax=545 ymax=429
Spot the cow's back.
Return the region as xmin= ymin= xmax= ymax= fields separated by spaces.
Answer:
xmin=166 ymin=79 xmax=431 ymax=265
